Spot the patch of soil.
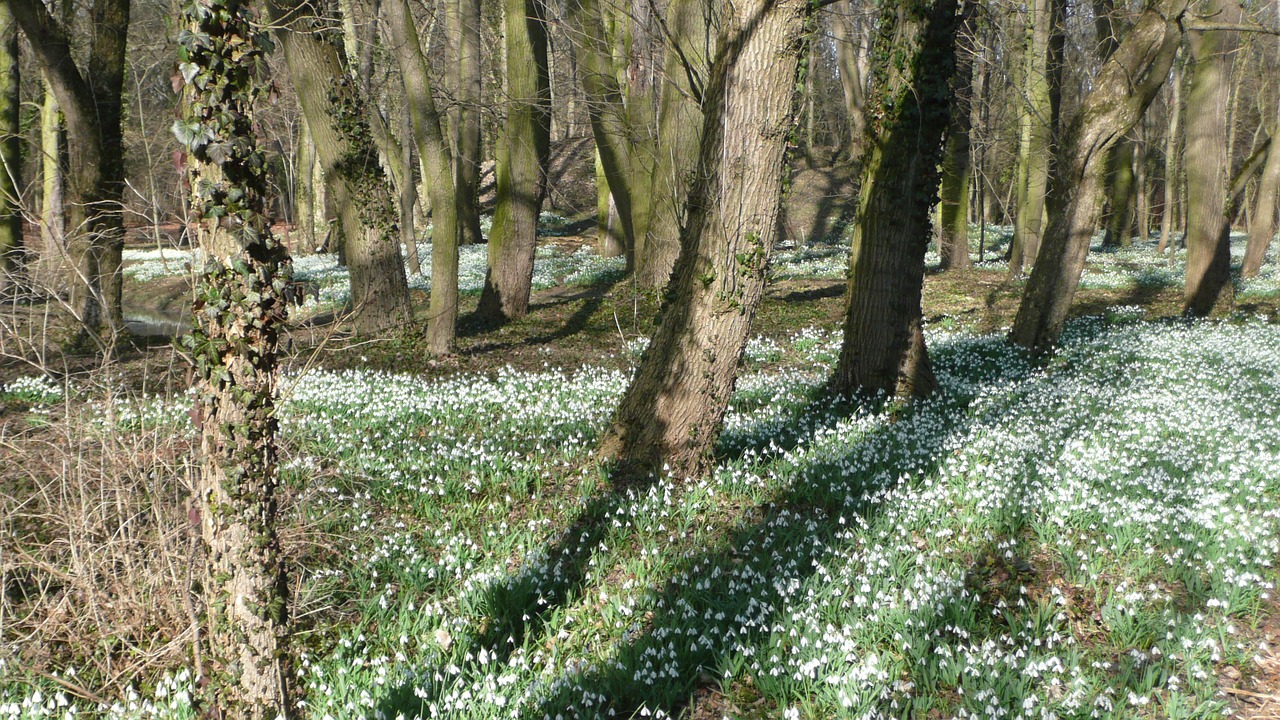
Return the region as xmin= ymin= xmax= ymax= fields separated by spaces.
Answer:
xmin=1225 ymin=599 xmax=1280 ymax=719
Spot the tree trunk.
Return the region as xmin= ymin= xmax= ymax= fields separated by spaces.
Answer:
xmin=1009 ymin=0 xmax=1186 ymax=351
xmin=1243 ymin=93 xmax=1280 ymax=277
xmin=450 ymin=0 xmax=484 ymax=246
xmin=938 ymin=2 xmax=977 ymax=271
xmin=1158 ymin=50 xmax=1183 ymax=254
xmin=1182 ymin=0 xmax=1240 ymax=316
xmin=638 ymin=0 xmax=712 ymax=288
xmin=269 ymin=0 xmax=412 ymax=333
xmin=832 ymin=7 xmax=867 ymax=161
xmin=293 ymin=114 xmax=317 ymax=253
xmin=829 ymin=0 xmax=964 ymax=398
xmin=400 ymin=103 xmax=421 ymax=276
xmin=0 ymin=3 xmax=22 ymax=292
xmin=1103 ymin=137 xmax=1137 ymax=246
xmin=39 ymin=80 xmax=65 ymax=285
xmin=177 ymin=0 xmax=292 ymax=714
xmin=476 ymin=0 xmax=551 ymax=321
xmin=384 ymin=0 xmax=460 ymax=354
xmin=1009 ymin=0 xmax=1053 ymax=276
xmin=597 ymin=0 xmax=812 ymax=479
xmin=1135 ymin=118 xmax=1150 ymax=239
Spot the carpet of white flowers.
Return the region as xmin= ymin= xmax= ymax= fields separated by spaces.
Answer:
xmin=5 ymin=304 xmax=1280 ymax=719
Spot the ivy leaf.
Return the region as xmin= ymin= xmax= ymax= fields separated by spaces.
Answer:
xmin=179 ymin=62 xmax=200 ymax=86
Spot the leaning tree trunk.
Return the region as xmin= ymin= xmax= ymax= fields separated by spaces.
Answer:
xmin=938 ymin=1 xmax=977 ymax=271
xmin=597 ymin=0 xmax=812 ymax=479
xmin=476 ymin=0 xmax=551 ymax=322
xmin=384 ymin=0 xmax=461 ymax=354
xmin=268 ymin=0 xmax=412 ymax=333
xmin=637 ymin=0 xmax=712 ymax=288
xmin=1243 ymin=95 xmax=1280 ymax=277
xmin=0 ymin=2 xmax=22 ymax=292
xmin=1009 ymin=0 xmax=1186 ymax=351
xmin=176 ymin=0 xmax=292 ymax=714
xmin=828 ymin=0 xmax=964 ymax=399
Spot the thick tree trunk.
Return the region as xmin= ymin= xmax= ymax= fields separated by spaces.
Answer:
xmin=1009 ymin=0 xmax=1053 ymax=276
xmin=384 ymin=0 xmax=460 ymax=354
xmin=1182 ymin=0 xmax=1240 ymax=316
xmin=0 ymin=3 xmax=22 ymax=292
xmin=1158 ymin=51 xmax=1183 ymax=254
xmin=1009 ymin=0 xmax=1185 ymax=351
xmin=830 ymin=0 xmax=962 ymax=398
xmin=177 ymin=0 xmax=292 ymax=714
xmin=1243 ymin=97 xmax=1280 ymax=277
xmin=476 ymin=0 xmax=551 ymax=321
xmin=269 ymin=0 xmax=412 ymax=333
xmin=938 ymin=2 xmax=977 ymax=271
xmin=597 ymin=0 xmax=811 ymax=479
xmin=638 ymin=0 xmax=712 ymax=288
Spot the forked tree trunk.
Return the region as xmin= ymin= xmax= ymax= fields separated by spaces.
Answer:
xmin=638 ymin=0 xmax=712 ymax=288
xmin=938 ymin=1 xmax=977 ymax=271
xmin=1182 ymin=0 xmax=1240 ymax=316
xmin=1243 ymin=95 xmax=1280 ymax=277
xmin=384 ymin=0 xmax=461 ymax=354
xmin=177 ymin=0 xmax=291 ymax=714
xmin=476 ymin=0 xmax=551 ymax=321
xmin=1010 ymin=0 xmax=1186 ymax=351
xmin=829 ymin=0 xmax=964 ymax=399
xmin=598 ymin=0 xmax=812 ymax=479
xmin=0 ymin=3 xmax=22 ymax=292
xmin=269 ymin=0 xmax=412 ymax=333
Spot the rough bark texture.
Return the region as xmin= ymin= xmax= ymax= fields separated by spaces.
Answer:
xmin=0 ymin=3 xmax=22 ymax=290
xmin=938 ymin=0 xmax=977 ymax=271
xmin=1182 ymin=0 xmax=1240 ymax=316
xmin=8 ymin=0 xmax=128 ymax=336
xmin=476 ymin=0 xmax=551 ymax=321
xmin=1009 ymin=0 xmax=1185 ymax=351
xmin=384 ymin=0 xmax=460 ymax=354
xmin=177 ymin=0 xmax=292 ymax=713
xmin=269 ymin=0 xmax=412 ymax=333
xmin=1243 ymin=99 xmax=1280 ymax=277
xmin=1009 ymin=0 xmax=1053 ymax=275
xmin=829 ymin=0 xmax=962 ymax=399
xmin=597 ymin=0 xmax=811 ymax=479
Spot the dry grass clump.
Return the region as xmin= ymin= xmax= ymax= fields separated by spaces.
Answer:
xmin=1 ymin=398 xmax=197 ymax=697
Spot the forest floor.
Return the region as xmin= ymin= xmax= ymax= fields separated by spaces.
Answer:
xmin=3 ymin=227 xmax=1280 ymax=719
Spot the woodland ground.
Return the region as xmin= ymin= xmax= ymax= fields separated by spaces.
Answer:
xmin=2 ymin=223 xmax=1280 ymax=719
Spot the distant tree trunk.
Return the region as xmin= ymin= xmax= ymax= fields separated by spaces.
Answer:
xmin=1103 ymin=138 xmax=1136 ymax=246
xmin=938 ymin=1 xmax=977 ymax=271
xmin=39 ymin=81 xmax=64 ymax=282
xmin=293 ymin=115 xmax=317 ymax=253
xmin=400 ymin=104 xmax=420 ymax=276
xmin=177 ymin=0 xmax=292 ymax=714
xmin=1243 ymin=95 xmax=1280 ymax=277
xmin=829 ymin=0 xmax=963 ymax=398
xmin=1182 ymin=0 xmax=1240 ymax=316
xmin=1135 ymin=119 xmax=1150 ymax=239
xmin=476 ymin=0 xmax=551 ymax=321
xmin=832 ymin=7 xmax=867 ymax=161
xmin=384 ymin=0 xmax=460 ymax=354
xmin=269 ymin=0 xmax=412 ymax=333
xmin=638 ymin=0 xmax=712 ymax=288
xmin=8 ymin=0 xmax=129 ymax=338
xmin=597 ymin=0 xmax=812 ymax=479
xmin=1009 ymin=0 xmax=1053 ymax=276
xmin=1010 ymin=0 xmax=1185 ymax=351
xmin=450 ymin=0 xmax=484 ymax=246
xmin=0 ymin=3 xmax=23 ymax=292
xmin=1158 ymin=50 xmax=1183 ymax=254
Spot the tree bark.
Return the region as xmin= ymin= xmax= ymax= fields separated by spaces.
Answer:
xmin=597 ymin=0 xmax=812 ymax=479
xmin=829 ymin=0 xmax=964 ymax=398
xmin=832 ymin=6 xmax=867 ymax=161
xmin=0 ymin=2 xmax=23 ymax=292
xmin=293 ymin=114 xmax=317 ymax=253
xmin=1182 ymin=0 xmax=1240 ymax=316
xmin=1158 ymin=49 xmax=1183 ymax=254
xmin=1243 ymin=94 xmax=1280 ymax=277
xmin=449 ymin=0 xmax=484 ymax=246
xmin=1009 ymin=0 xmax=1054 ymax=275
xmin=476 ymin=0 xmax=551 ymax=321
xmin=1103 ymin=137 xmax=1137 ymax=246
xmin=177 ymin=0 xmax=292 ymax=713
xmin=638 ymin=0 xmax=712 ymax=288
xmin=384 ymin=0 xmax=461 ymax=354
xmin=269 ymin=0 xmax=412 ymax=333
xmin=1009 ymin=0 xmax=1186 ymax=351
xmin=39 ymin=79 xmax=65 ymax=284
xmin=938 ymin=1 xmax=977 ymax=271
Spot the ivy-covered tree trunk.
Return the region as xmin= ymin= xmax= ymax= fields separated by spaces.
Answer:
xmin=637 ymin=0 xmax=712 ymax=288
xmin=1009 ymin=0 xmax=1185 ymax=351
xmin=8 ymin=0 xmax=128 ymax=337
xmin=175 ymin=0 xmax=292 ymax=714
xmin=476 ymin=0 xmax=550 ymax=322
xmin=1182 ymin=0 xmax=1240 ymax=316
xmin=597 ymin=0 xmax=812 ymax=478
xmin=268 ymin=0 xmax=412 ymax=333
xmin=384 ymin=0 xmax=461 ymax=354
xmin=938 ymin=0 xmax=977 ymax=271
xmin=828 ymin=0 xmax=962 ymax=399
xmin=0 ymin=2 xmax=22 ymax=292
